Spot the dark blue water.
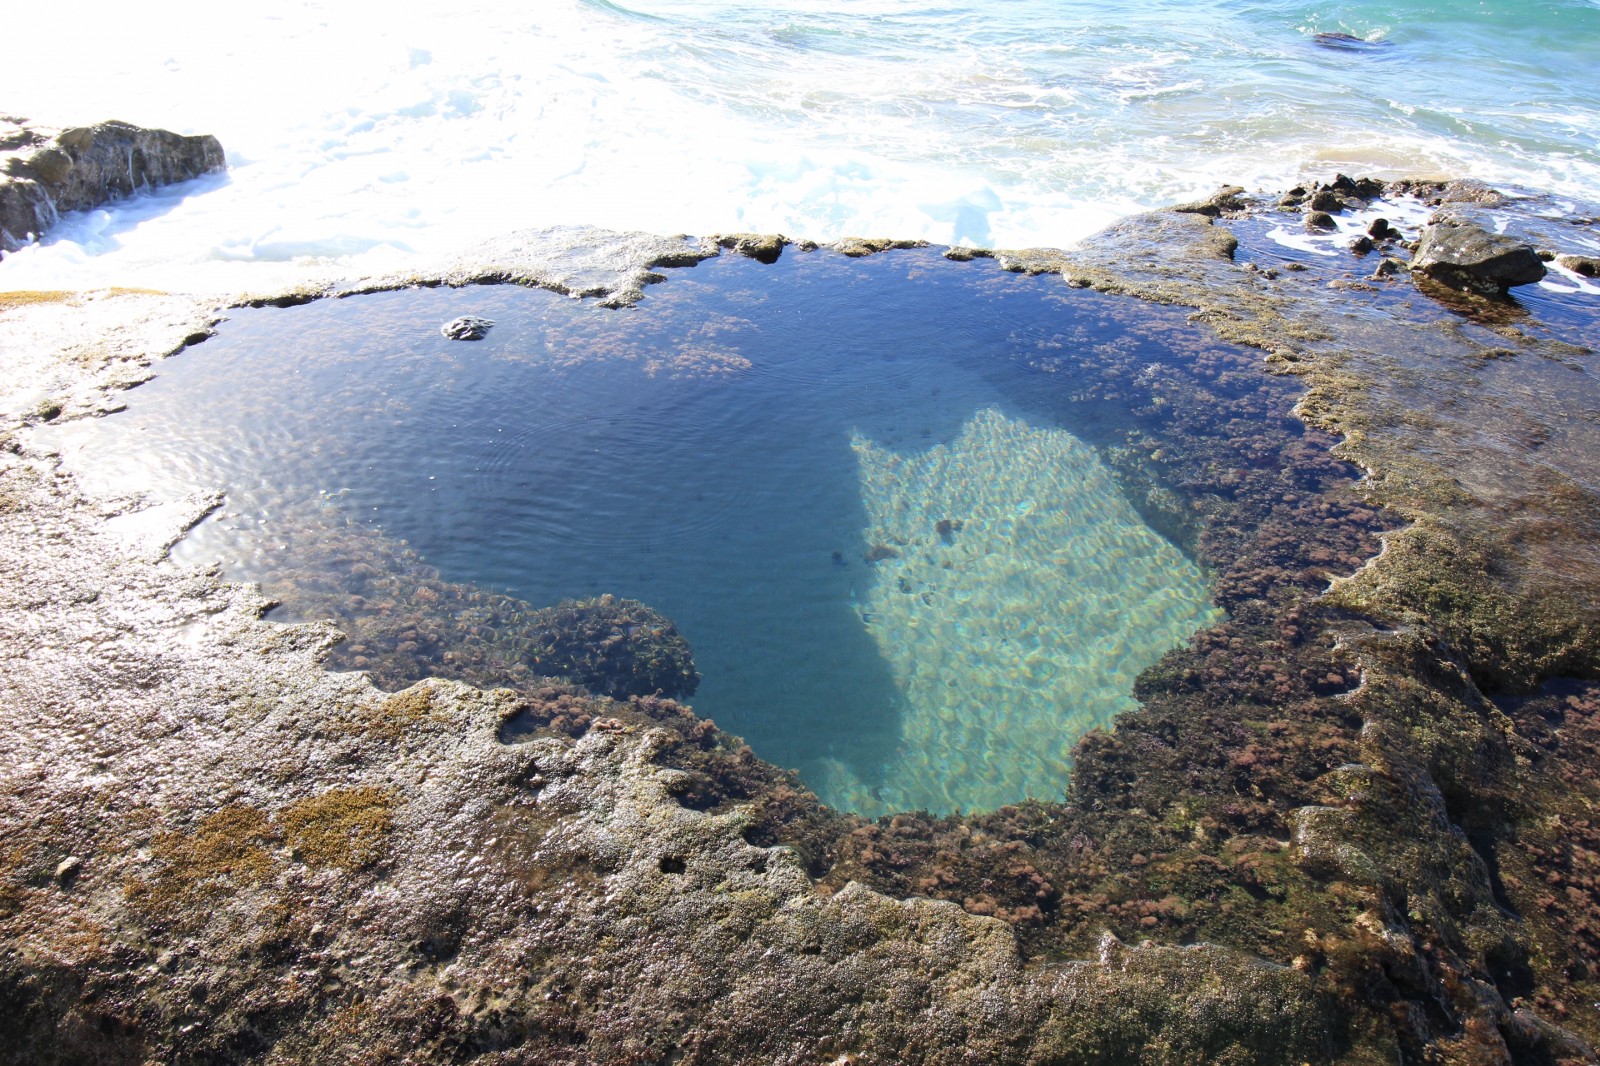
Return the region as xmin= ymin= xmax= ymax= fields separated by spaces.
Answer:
xmin=46 ymin=249 xmax=1261 ymax=809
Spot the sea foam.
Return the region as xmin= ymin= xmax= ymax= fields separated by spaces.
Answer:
xmin=2 ymin=0 xmax=1598 ymax=293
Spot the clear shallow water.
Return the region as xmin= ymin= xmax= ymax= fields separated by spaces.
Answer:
xmin=3 ymin=0 xmax=1598 ymax=292
xmin=41 ymin=251 xmax=1249 ymax=813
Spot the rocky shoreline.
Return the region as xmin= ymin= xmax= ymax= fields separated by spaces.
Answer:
xmin=3 ymin=180 xmax=1600 ymax=1064
xmin=0 ymin=118 xmax=225 ymax=257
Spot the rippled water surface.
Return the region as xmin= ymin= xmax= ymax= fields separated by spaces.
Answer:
xmin=44 ymin=251 xmax=1316 ymax=812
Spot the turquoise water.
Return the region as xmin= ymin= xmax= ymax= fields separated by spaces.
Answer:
xmin=40 ymin=251 xmax=1265 ymax=813
xmin=3 ymin=0 xmax=1597 ymax=291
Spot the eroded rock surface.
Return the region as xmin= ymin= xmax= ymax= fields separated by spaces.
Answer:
xmin=4 ymin=202 xmax=1600 ymax=1064
xmin=1 ymin=251 xmax=1333 ymax=1066
xmin=0 ymin=117 xmax=225 ymax=255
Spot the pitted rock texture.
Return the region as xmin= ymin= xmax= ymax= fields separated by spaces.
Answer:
xmin=0 ymin=117 xmax=225 ymax=255
xmin=6 ymin=206 xmax=1600 ymax=1062
xmin=0 ymin=447 xmax=1328 ymax=1065
xmin=0 ymin=253 xmax=1338 ymax=1065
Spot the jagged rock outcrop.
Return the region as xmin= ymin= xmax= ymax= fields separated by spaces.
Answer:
xmin=1410 ymin=210 xmax=1546 ymax=294
xmin=0 ymin=116 xmax=225 ymax=255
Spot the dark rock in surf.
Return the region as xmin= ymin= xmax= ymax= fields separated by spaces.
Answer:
xmin=1313 ymin=31 xmax=1385 ymax=52
xmin=1557 ymin=254 xmax=1600 ymax=278
xmin=716 ymin=232 xmax=787 ymax=264
xmin=1412 ymin=215 xmax=1546 ymax=294
xmin=1304 ymin=211 xmax=1338 ymax=232
xmin=440 ymin=315 xmax=494 ymax=341
xmin=1308 ymin=189 xmax=1344 ymax=213
xmin=0 ymin=117 xmax=226 ymax=256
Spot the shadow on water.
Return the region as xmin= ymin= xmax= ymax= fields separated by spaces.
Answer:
xmin=38 ymin=247 xmax=1274 ymax=810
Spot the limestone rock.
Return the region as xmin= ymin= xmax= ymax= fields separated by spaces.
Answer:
xmin=1411 ymin=214 xmax=1546 ymax=293
xmin=831 ymin=236 xmax=928 ymax=258
xmin=0 ymin=117 xmax=225 ymax=255
xmin=1172 ymin=184 xmax=1247 ymax=217
xmin=715 ymin=232 xmax=787 ymax=263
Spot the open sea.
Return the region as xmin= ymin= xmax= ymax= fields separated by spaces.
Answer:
xmin=3 ymin=0 xmax=1599 ymax=292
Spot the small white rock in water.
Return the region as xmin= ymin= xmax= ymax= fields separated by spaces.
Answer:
xmin=441 ymin=315 xmax=494 ymax=341
xmin=55 ymin=856 xmax=82 ymax=885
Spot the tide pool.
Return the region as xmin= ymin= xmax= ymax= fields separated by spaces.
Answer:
xmin=41 ymin=249 xmax=1307 ymax=811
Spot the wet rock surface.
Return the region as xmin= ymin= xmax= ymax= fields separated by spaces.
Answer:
xmin=0 ymin=117 xmax=225 ymax=255
xmin=440 ymin=314 xmax=494 ymax=340
xmin=1412 ymin=212 xmax=1547 ymax=294
xmin=4 ymin=191 xmax=1600 ymax=1064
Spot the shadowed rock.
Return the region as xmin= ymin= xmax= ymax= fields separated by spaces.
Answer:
xmin=1557 ymin=253 xmax=1600 ymax=278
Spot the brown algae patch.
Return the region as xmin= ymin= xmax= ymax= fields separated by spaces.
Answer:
xmin=280 ymin=787 xmax=396 ymax=869
xmin=126 ymin=805 xmax=278 ymax=920
xmin=126 ymin=788 xmax=396 ymax=921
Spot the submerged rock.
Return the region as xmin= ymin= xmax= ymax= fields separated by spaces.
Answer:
xmin=1313 ymin=31 xmax=1386 ymax=51
xmin=1411 ymin=213 xmax=1547 ymax=293
xmin=0 ymin=117 xmax=225 ymax=255
xmin=523 ymin=594 xmax=700 ymax=699
xmin=440 ymin=314 xmax=493 ymax=340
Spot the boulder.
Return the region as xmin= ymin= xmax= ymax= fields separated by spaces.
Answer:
xmin=1411 ymin=215 xmax=1546 ymax=293
xmin=0 ymin=118 xmax=225 ymax=255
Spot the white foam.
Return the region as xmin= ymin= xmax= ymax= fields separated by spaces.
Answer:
xmin=2 ymin=0 xmax=1597 ymax=294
